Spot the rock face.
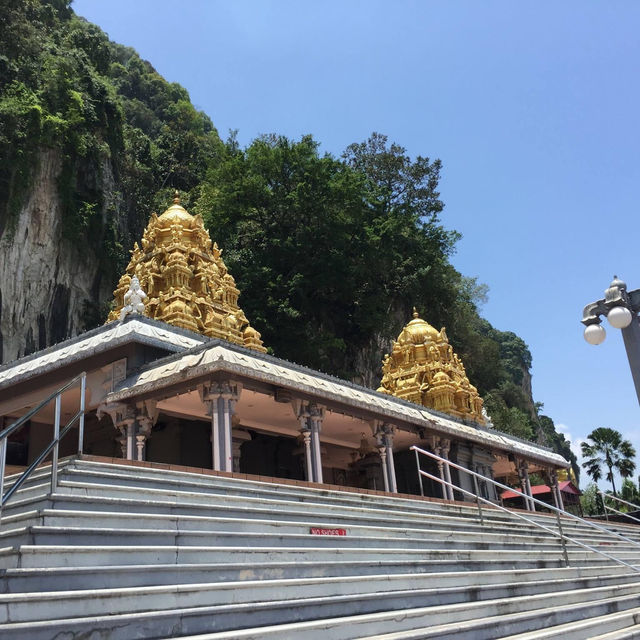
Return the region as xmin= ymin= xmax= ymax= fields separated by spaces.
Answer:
xmin=0 ymin=150 xmax=107 ymax=364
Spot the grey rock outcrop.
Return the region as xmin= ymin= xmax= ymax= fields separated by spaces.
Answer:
xmin=0 ymin=150 xmax=107 ymax=364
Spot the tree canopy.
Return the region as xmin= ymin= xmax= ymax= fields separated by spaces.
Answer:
xmin=581 ymin=427 xmax=636 ymax=495
xmin=0 ymin=0 xmax=580 ymax=469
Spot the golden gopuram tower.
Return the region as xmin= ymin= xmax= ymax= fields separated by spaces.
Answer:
xmin=108 ymin=192 xmax=267 ymax=353
xmin=377 ymin=309 xmax=485 ymax=424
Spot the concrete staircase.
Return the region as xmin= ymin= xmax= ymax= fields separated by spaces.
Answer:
xmin=1 ymin=457 xmax=640 ymax=639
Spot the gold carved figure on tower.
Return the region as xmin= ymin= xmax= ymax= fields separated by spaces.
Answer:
xmin=108 ymin=191 xmax=266 ymax=352
xmin=377 ymin=308 xmax=485 ymax=424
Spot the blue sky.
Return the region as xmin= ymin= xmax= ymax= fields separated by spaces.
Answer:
xmin=73 ymin=0 xmax=640 ymax=484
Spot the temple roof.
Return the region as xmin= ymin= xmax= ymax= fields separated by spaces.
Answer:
xmin=107 ymin=192 xmax=266 ymax=352
xmin=101 ymin=334 xmax=569 ymax=469
xmin=378 ymin=308 xmax=485 ymax=424
xmin=0 ymin=316 xmax=204 ymax=392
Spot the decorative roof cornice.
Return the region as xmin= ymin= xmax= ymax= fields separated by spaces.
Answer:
xmin=0 ymin=316 xmax=205 ymax=392
xmin=104 ymin=337 xmax=568 ymax=469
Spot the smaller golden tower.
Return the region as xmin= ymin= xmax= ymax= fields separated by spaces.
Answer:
xmin=108 ymin=192 xmax=266 ymax=352
xmin=377 ymin=309 xmax=484 ymax=424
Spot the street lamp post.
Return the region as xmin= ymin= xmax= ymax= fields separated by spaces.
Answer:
xmin=582 ymin=276 xmax=640 ymax=407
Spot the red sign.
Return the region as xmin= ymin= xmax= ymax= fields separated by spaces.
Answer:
xmin=310 ymin=527 xmax=347 ymax=536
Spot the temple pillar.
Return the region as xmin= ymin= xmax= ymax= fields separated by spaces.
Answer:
xmin=99 ymin=402 xmax=136 ymax=460
xmin=550 ymin=469 xmax=564 ymax=511
xmin=373 ymin=422 xmax=397 ymax=493
xmin=134 ymin=401 xmax=157 ymax=462
xmin=309 ymin=404 xmax=324 ymax=484
xmin=301 ymin=429 xmax=313 ymax=481
xmin=231 ymin=428 xmax=251 ymax=473
xmin=294 ymin=400 xmax=325 ymax=483
xmin=201 ymin=381 xmax=242 ymax=472
xmin=440 ymin=439 xmax=454 ymax=501
xmin=431 ymin=436 xmax=449 ymax=500
xmin=518 ymin=460 xmax=535 ymax=511
xmin=377 ymin=445 xmax=390 ymax=492
xmin=383 ymin=425 xmax=397 ymax=493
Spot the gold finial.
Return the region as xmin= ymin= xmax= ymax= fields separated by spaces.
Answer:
xmin=173 ymin=190 xmax=180 ymax=205
xmin=106 ymin=193 xmax=266 ymax=353
xmin=377 ymin=309 xmax=485 ymax=424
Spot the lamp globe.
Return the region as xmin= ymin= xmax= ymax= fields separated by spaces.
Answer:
xmin=607 ymin=305 xmax=633 ymax=329
xmin=584 ymin=324 xmax=606 ymax=345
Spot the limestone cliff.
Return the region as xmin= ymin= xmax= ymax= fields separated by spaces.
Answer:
xmin=0 ymin=149 xmax=113 ymax=362
xmin=0 ymin=1 xmax=575 ymax=470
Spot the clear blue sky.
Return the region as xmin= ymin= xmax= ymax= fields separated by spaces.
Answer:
xmin=73 ymin=0 xmax=640 ymax=483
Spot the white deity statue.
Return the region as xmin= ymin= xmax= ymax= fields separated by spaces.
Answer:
xmin=482 ymin=406 xmax=494 ymax=428
xmin=120 ymin=275 xmax=147 ymax=321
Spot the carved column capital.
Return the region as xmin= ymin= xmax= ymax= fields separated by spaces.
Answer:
xmin=293 ymin=399 xmax=325 ymax=432
xmin=98 ymin=402 xmax=135 ymax=429
xmin=135 ymin=400 xmax=158 ymax=437
xmin=200 ymin=380 xmax=242 ymax=403
xmin=438 ymin=438 xmax=451 ymax=459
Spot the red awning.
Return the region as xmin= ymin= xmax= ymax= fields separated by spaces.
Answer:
xmin=501 ymin=481 xmax=581 ymax=501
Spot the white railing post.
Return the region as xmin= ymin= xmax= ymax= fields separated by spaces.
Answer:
xmin=0 ymin=438 xmax=6 ymax=520
xmin=414 ymin=447 xmax=424 ymax=497
xmin=50 ymin=394 xmax=61 ymax=493
xmin=78 ymin=373 xmax=86 ymax=455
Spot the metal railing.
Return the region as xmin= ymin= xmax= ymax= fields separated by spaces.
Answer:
xmin=0 ymin=372 xmax=86 ymax=522
xmin=411 ymin=445 xmax=640 ymax=573
xmin=598 ymin=490 xmax=640 ymax=525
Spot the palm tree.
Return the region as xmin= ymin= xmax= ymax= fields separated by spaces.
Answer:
xmin=581 ymin=428 xmax=636 ymax=496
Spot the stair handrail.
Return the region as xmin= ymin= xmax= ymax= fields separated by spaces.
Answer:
xmin=0 ymin=372 xmax=86 ymax=522
xmin=598 ymin=490 xmax=640 ymax=525
xmin=411 ymin=444 xmax=640 ymax=573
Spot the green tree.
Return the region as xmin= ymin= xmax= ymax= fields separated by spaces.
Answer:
xmin=581 ymin=428 xmax=636 ymax=496
xmin=619 ymin=478 xmax=640 ymax=510
xmin=0 ymin=1 xmax=579 ymax=471
xmin=579 ymin=483 xmax=602 ymax=516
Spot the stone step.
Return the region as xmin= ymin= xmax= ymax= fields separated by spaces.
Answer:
xmin=2 ymin=557 xmax=597 ymax=592
xmin=0 ymin=543 xmax=609 ymax=570
xmin=57 ymin=474 xmax=640 ymax=542
xmin=497 ymin=607 xmax=640 ymax=639
xmin=0 ymin=504 xmax=559 ymax=540
xmin=0 ymin=523 xmax=579 ymax=553
xmin=1 ymin=580 xmax=638 ymax=639
xmin=7 ymin=460 xmax=640 ymax=544
xmin=174 ymin=588 xmax=640 ymax=640
xmin=3 ymin=483 xmax=632 ymax=554
xmin=588 ymin=619 xmax=640 ymax=640
xmin=0 ymin=510 xmax=588 ymax=552
xmin=0 ymin=495 xmax=571 ymax=550
xmin=3 ymin=462 xmax=558 ymax=526
xmin=1 ymin=570 xmax=638 ymax=625
xmin=63 ymin=460 xmax=640 ymax=537
xmin=61 ymin=462 xmax=488 ymax=516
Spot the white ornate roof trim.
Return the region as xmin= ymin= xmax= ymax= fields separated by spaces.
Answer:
xmin=106 ymin=342 xmax=569 ymax=468
xmin=0 ymin=318 xmax=204 ymax=390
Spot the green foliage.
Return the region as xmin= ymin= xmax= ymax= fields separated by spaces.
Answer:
xmin=580 ymin=483 xmax=602 ymax=516
xmin=0 ymin=0 xmax=221 ymax=331
xmin=483 ymin=391 xmax=534 ymax=440
xmin=619 ymin=478 xmax=640 ymax=510
xmin=581 ymin=428 xmax=637 ymax=496
xmin=0 ymin=1 xmax=574 ymax=467
xmin=538 ymin=414 xmax=579 ymax=483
